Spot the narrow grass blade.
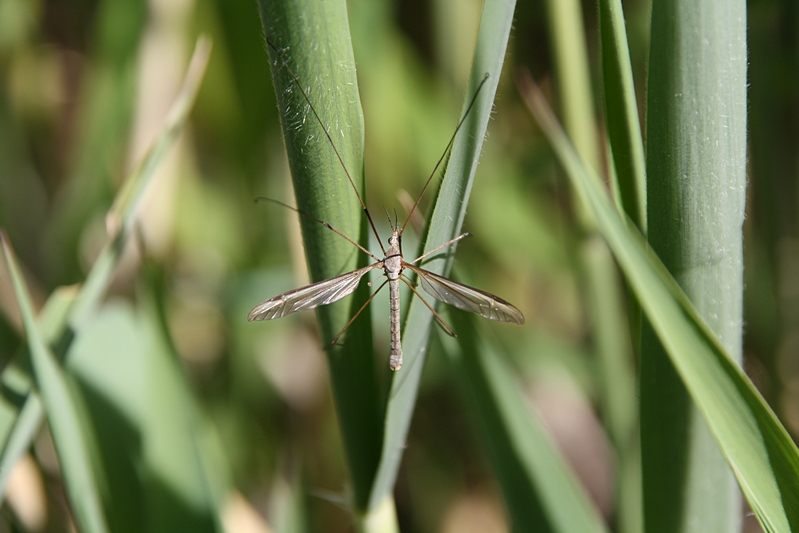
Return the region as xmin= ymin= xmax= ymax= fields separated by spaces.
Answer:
xmin=0 ymin=286 xmax=77 ymax=495
xmin=106 ymin=36 xmax=211 ymax=238
xmin=445 ymin=312 xmax=609 ymax=533
xmin=582 ymin=238 xmax=641 ymax=533
xmin=367 ymin=0 xmax=517 ymax=511
xmin=1 ymin=232 xmax=109 ymax=533
xmin=582 ymin=238 xmax=637 ymax=452
xmin=71 ymin=36 xmax=211 ymax=331
xmin=256 ymin=0 xmax=382 ymax=511
xmin=545 ymin=0 xmax=599 ymax=174
xmin=598 ymin=0 xmax=646 ymax=232
xmin=520 ymin=81 xmax=799 ymax=533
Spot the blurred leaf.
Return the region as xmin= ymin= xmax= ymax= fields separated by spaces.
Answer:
xmin=545 ymin=0 xmax=599 ymax=175
xmin=66 ymin=300 xmax=146 ymax=533
xmin=445 ymin=311 xmax=609 ymax=533
xmin=520 ymin=80 xmax=799 ymax=533
xmin=73 ymin=36 xmax=212 ymax=330
xmin=142 ymin=267 xmax=225 ymax=532
xmin=0 ymin=37 xmax=211 ymax=498
xmin=582 ymin=238 xmax=636 ymax=450
xmin=2 ymin=232 xmax=109 ymax=533
xmin=272 ymin=474 xmax=309 ymax=533
xmin=66 ymin=292 xmax=223 ymax=533
xmin=106 ymin=37 xmax=211 ymax=237
xmin=43 ymin=0 xmax=148 ymax=285
xmin=582 ymin=238 xmax=641 ymax=533
xmin=0 ymin=98 xmax=49 ymax=271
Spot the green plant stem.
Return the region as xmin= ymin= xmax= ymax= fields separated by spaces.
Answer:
xmin=641 ymin=0 xmax=747 ymax=531
xmin=256 ymin=0 xmax=383 ymax=512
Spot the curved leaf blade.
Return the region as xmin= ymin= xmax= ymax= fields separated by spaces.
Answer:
xmin=521 ymin=82 xmax=799 ymax=533
xmin=2 ymin=232 xmax=109 ymax=533
xmin=445 ymin=312 xmax=609 ymax=533
xmin=598 ymin=0 xmax=646 ymax=231
xmin=367 ymin=0 xmax=517 ymax=511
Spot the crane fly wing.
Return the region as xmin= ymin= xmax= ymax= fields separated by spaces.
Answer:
xmin=405 ymin=264 xmax=525 ymax=325
xmin=248 ymin=264 xmax=380 ymax=321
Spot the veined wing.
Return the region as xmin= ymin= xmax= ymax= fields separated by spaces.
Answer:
xmin=405 ymin=264 xmax=525 ymax=325
xmin=248 ymin=263 xmax=380 ymax=321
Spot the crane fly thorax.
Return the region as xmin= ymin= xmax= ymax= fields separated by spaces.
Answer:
xmin=383 ymin=231 xmax=403 ymax=281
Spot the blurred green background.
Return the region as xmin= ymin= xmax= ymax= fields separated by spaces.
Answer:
xmin=0 ymin=0 xmax=794 ymax=531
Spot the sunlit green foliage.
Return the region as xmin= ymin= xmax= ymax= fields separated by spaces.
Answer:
xmin=0 ymin=0 xmax=795 ymax=531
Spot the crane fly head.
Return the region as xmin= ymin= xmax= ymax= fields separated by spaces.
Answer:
xmin=388 ymin=229 xmax=403 ymax=256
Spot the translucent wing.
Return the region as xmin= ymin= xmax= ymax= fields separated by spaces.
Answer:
xmin=405 ymin=264 xmax=525 ymax=325
xmin=248 ymin=264 xmax=380 ymax=321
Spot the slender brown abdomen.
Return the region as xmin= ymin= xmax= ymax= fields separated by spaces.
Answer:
xmin=388 ymin=279 xmax=402 ymax=370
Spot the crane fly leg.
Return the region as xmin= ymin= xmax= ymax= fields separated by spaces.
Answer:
xmin=408 ymin=233 xmax=470 ymax=265
xmin=400 ymin=276 xmax=457 ymax=337
xmin=331 ymin=279 xmax=389 ymax=346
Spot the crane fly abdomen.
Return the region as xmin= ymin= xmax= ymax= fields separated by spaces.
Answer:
xmin=388 ymin=279 xmax=403 ymax=370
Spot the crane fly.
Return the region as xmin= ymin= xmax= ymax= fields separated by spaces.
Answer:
xmin=249 ymin=40 xmax=524 ymax=371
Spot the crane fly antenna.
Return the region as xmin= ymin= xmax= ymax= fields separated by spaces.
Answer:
xmin=382 ymin=205 xmax=394 ymax=231
xmin=400 ymin=73 xmax=491 ymax=235
xmin=255 ymin=197 xmax=380 ymax=262
xmin=265 ymin=37 xmax=386 ymax=255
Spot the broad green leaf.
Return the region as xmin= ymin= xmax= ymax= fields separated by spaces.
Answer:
xmin=66 ymin=293 xmax=223 ymax=533
xmin=256 ymin=0 xmax=382 ymax=511
xmin=642 ymin=1 xmax=746 ymax=530
xmin=521 ymin=81 xmax=799 ymax=533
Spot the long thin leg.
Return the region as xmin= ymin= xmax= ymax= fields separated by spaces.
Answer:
xmin=400 ymin=73 xmax=491 ymax=235
xmin=265 ymin=38 xmax=386 ymax=255
xmin=400 ymin=276 xmax=456 ymax=337
xmin=256 ymin=197 xmax=380 ymax=262
xmin=331 ymin=279 xmax=389 ymax=345
xmin=408 ymin=233 xmax=470 ymax=265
